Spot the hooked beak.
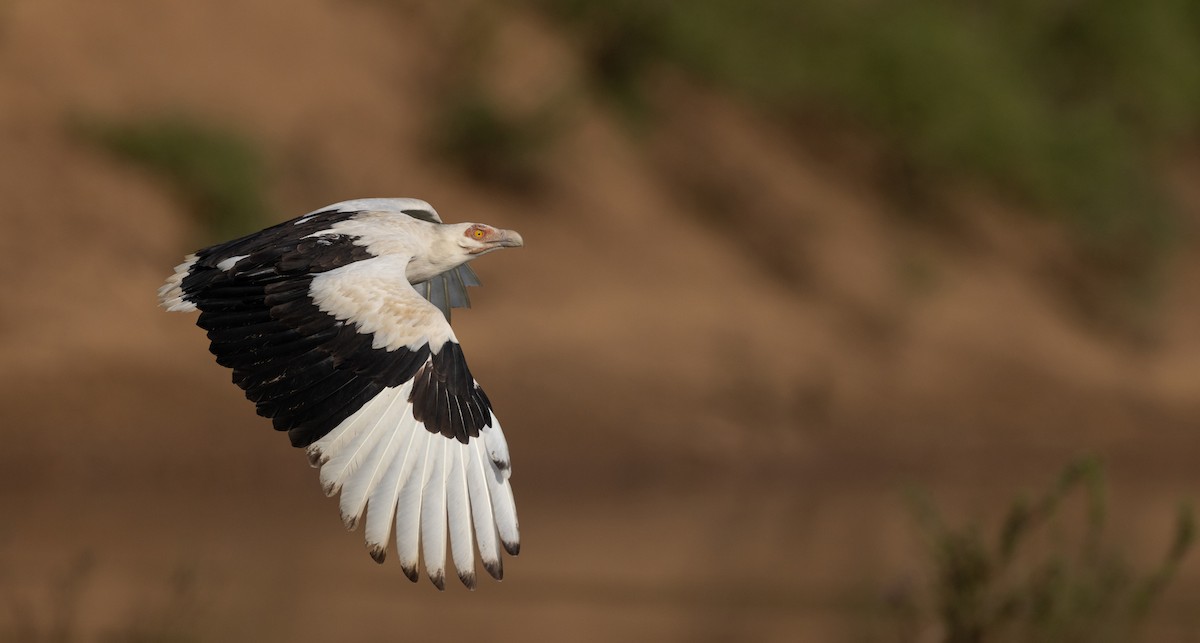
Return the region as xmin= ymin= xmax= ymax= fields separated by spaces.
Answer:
xmin=497 ymin=229 xmax=524 ymax=248
xmin=472 ymin=228 xmax=524 ymax=254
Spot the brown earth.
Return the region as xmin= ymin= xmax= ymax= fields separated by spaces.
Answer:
xmin=1 ymin=1 xmax=1198 ymax=641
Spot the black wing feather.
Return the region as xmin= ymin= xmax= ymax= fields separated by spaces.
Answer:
xmin=179 ymin=221 xmax=493 ymax=449
xmin=411 ymin=343 xmax=490 ymax=444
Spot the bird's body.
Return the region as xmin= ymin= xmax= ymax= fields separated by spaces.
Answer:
xmin=159 ymin=198 xmax=524 ymax=589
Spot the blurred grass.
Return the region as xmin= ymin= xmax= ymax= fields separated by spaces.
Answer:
xmin=538 ymin=0 xmax=1200 ymax=277
xmin=414 ymin=5 xmax=564 ymax=193
xmin=1 ymin=553 xmax=208 ymax=643
xmin=76 ymin=114 xmax=270 ymax=240
xmin=3 ymin=553 xmax=94 ymax=643
xmin=878 ymin=458 xmax=1195 ymax=643
xmin=430 ymin=85 xmax=559 ymax=191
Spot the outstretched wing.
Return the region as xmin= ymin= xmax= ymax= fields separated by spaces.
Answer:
xmin=165 ymin=241 xmax=519 ymax=589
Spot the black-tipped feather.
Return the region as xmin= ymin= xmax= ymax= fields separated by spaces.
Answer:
xmin=369 ymin=546 xmax=387 ymax=565
xmin=484 ymin=558 xmax=503 ymax=581
xmin=401 ymin=562 xmax=420 ymax=583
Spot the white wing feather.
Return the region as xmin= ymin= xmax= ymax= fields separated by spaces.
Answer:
xmin=319 ymin=385 xmax=406 ymax=496
xmin=308 ymin=388 xmax=393 ymax=470
xmin=446 ymin=443 xmax=476 ymax=589
xmin=420 ymin=439 xmax=450 ymax=589
xmin=467 ymin=436 xmax=501 ymax=578
xmin=361 ymin=419 xmax=423 ymax=562
xmin=393 ymin=429 xmax=433 ymax=579
xmin=482 ymin=419 xmax=519 ymax=554
xmin=340 ymin=401 xmax=418 ymax=530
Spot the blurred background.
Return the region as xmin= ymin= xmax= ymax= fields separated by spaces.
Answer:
xmin=1 ymin=0 xmax=1198 ymax=641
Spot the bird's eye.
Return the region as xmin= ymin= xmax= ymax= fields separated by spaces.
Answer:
xmin=473 ymin=228 xmax=485 ymax=239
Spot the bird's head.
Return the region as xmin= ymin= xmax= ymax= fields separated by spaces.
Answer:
xmin=455 ymin=223 xmax=524 ymax=257
xmin=401 ymin=217 xmax=525 ymax=284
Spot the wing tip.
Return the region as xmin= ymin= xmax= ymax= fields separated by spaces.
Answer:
xmin=306 ymin=447 xmax=326 ymax=468
xmin=368 ymin=545 xmax=387 ymax=564
xmin=458 ymin=569 xmax=477 ymax=591
xmin=502 ymin=539 xmax=521 ymax=556
xmin=401 ymin=562 xmax=420 ymax=583
xmin=430 ymin=570 xmax=446 ymax=591
xmin=483 ymin=558 xmax=503 ymax=581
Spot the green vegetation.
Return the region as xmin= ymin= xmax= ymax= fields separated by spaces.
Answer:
xmin=430 ymin=85 xmax=559 ymax=191
xmin=77 ymin=114 xmax=270 ymax=240
xmin=538 ymin=0 xmax=1200 ymax=281
xmin=875 ymin=459 xmax=1194 ymax=643
xmin=404 ymin=4 xmax=563 ymax=192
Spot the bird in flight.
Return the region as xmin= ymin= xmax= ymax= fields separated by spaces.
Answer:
xmin=159 ymin=198 xmax=524 ymax=590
